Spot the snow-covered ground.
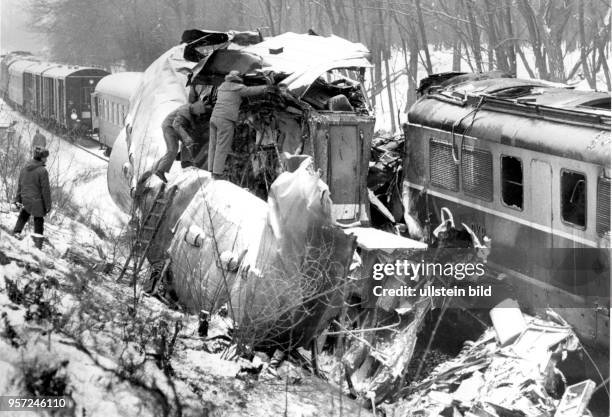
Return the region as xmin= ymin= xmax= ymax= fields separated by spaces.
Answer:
xmin=0 ymin=100 xmax=128 ymax=232
xmin=0 ymin=100 xmax=375 ymax=415
xmin=0 ymin=199 xmax=373 ymax=417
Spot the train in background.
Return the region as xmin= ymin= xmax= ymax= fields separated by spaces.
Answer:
xmin=403 ymin=72 xmax=610 ymax=348
xmin=91 ymin=72 xmax=143 ymax=154
xmin=0 ymin=52 xmax=109 ymax=134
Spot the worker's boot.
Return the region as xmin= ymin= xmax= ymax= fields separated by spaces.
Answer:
xmin=155 ymin=171 xmax=168 ymax=183
xmin=32 ymin=236 xmax=44 ymax=250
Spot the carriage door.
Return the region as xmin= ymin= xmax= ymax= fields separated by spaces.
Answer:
xmin=530 ymin=159 xmax=553 ymax=277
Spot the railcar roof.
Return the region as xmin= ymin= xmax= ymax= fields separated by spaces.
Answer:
xmin=440 ymin=76 xmax=610 ymax=114
xmin=24 ymin=62 xmax=61 ymax=75
xmin=7 ymin=59 xmax=40 ymax=73
xmin=43 ymin=65 xmax=108 ymax=79
xmin=189 ymin=30 xmax=371 ymax=97
xmin=95 ymin=72 xmax=143 ymax=99
xmin=409 ymin=75 xmax=611 ymax=166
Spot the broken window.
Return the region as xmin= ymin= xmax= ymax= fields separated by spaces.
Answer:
xmin=561 ymin=170 xmax=586 ymax=228
xmin=501 ymin=155 xmax=523 ymax=210
xmin=596 ymin=177 xmax=610 ymax=236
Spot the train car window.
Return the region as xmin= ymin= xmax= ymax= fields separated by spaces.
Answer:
xmin=82 ymin=86 xmax=93 ymax=106
xmin=500 ymin=155 xmax=523 ymax=210
xmin=596 ymin=177 xmax=611 ymax=236
xmin=462 ymin=147 xmax=493 ymax=201
xmin=561 ymin=170 xmax=586 ymax=228
xmin=430 ymin=139 xmax=459 ymax=191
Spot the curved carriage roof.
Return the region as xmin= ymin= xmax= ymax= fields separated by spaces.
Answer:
xmin=8 ymin=59 xmax=41 ymax=74
xmin=442 ymin=76 xmax=610 ymax=111
xmin=43 ymin=65 xmax=109 ymax=80
xmin=24 ymin=62 xmax=61 ymax=76
xmin=408 ymin=75 xmax=611 ymax=167
xmin=2 ymin=52 xmax=34 ymax=68
xmin=94 ymin=72 xmax=143 ymax=100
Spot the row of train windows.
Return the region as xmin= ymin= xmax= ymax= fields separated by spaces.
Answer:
xmin=97 ymin=98 xmax=125 ymax=126
xmin=429 ymin=140 xmax=611 ymax=235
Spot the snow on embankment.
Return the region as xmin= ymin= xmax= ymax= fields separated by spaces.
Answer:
xmin=0 ymin=99 xmax=128 ymax=232
xmin=0 ymin=207 xmax=373 ymax=416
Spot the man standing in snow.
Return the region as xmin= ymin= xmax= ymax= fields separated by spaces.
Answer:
xmin=32 ymin=128 xmax=47 ymax=155
xmin=154 ymin=101 xmax=209 ymax=183
xmin=12 ymin=148 xmax=52 ymax=249
xmin=208 ymin=70 xmax=271 ymax=179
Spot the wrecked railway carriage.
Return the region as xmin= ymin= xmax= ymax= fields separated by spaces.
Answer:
xmin=402 ymin=72 xmax=611 ymax=348
xmin=185 ymin=29 xmax=374 ymax=225
xmin=107 ymin=29 xmax=375 ymax=348
xmin=105 ymin=31 xmax=610 ymax=414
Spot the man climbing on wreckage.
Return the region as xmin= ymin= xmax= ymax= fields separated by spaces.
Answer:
xmin=154 ymin=100 xmax=210 ymax=183
xmin=209 ymin=70 xmax=274 ymax=179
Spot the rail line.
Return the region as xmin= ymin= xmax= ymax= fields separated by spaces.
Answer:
xmin=67 ymin=137 xmax=110 ymax=163
xmin=1 ymin=100 xmax=110 ymax=163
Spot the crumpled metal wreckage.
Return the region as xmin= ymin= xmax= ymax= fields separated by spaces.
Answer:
xmin=106 ymin=28 xmax=602 ymax=415
xmin=107 ymin=29 xmax=373 ymax=349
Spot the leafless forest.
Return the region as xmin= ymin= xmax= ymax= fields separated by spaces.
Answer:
xmin=29 ymin=0 xmax=611 ymax=127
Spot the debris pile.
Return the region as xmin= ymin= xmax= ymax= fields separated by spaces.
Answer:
xmin=368 ymin=132 xmax=405 ymax=229
xmin=383 ymin=307 xmax=597 ymax=417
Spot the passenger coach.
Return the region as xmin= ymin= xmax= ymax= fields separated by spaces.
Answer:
xmin=403 ymin=73 xmax=610 ymax=348
xmin=0 ymin=52 xmax=109 ymax=133
xmin=38 ymin=65 xmax=109 ymax=131
xmin=91 ymin=71 xmax=143 ymax=152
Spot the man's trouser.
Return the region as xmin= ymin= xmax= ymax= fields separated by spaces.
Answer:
xmin=208 ymin=117 xmax=235 ymax=176
xmin=14 ymin=208 xmax=45 ymax=249
xmin=156 ymin=126 xmax=181 ymax=174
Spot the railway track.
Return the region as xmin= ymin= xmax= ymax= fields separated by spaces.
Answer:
xmin=66 ymin=136 xmax=110 ymax=163
xmin=1 ymin=100 xmax=110 ymax=163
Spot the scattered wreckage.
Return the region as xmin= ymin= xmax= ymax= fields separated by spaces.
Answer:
xmin=106 ymin=30 xmax=608 ymax=415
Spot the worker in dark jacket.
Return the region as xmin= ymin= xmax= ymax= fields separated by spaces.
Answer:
xmin=154 ymin=101 xmax=209 ymax=182
xmin=209 ymin=70 xmax=270 ymax=178
xmin=32 ymin=129 xmax=47 ymax=155
xmin=12 ymin=148 xmax=52 ymax=249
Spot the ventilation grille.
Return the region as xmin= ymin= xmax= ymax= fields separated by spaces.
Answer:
xmin=430 ymin=139 xmax=459 ymax=191
xmin=462 ymin=147 xmax=493 ymax=201
xmin=596 ymin=178 xmax=611 ymax=236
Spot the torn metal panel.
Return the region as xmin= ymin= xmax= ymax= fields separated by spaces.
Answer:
xmin=381 ymin=308 xmax=588 ymax=417
xmin=185 ymin=29 xmax=375 ymax=225
xmin=242 ymin=32 xmax=371 ymax=96
xmin=182 ymin=29 xmax=262 ymax=62
xmin=190 ymin=49 xmax=265 ymax=86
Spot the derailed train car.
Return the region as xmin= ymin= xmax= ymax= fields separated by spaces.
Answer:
xmin=403 ymin=72 xmax=611 ymax=347
xmin=182 ymin=29 xmax=375 ymax=225
xmin=107 ymin=29 xmax=375 ymax=348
